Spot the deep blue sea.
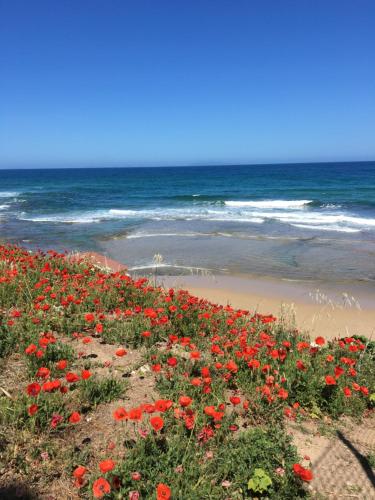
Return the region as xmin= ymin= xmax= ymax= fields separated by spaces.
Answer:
xmin=1 ymin=162 xmax=375 ymax=282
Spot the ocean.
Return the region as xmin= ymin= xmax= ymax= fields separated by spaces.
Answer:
xmin=1 ymin=162 xmax=375 ymax=283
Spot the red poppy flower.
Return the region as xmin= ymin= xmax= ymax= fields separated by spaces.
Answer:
xmin=334 ymin=366 xmax=344 ymax=378
xmin=229 ymin=396 xmax=241 ymax=405
xmin=115 ymin=348 xmax=127 ymax=357
xmin=325 ymin=375 xmax=336 ymax=385
xmin=156 ymin=483 xmax=171 ymax=500
xmin=315 ymin=336 xmax=325 ymax=346
xmin=296 ymin=360 xmax=306 ymax=371
xmin=113 ymin=407 xmax=128 ymax=421
xmin=66 ymin=372 xmax=80 ymax=383
xmin=179 ymin=396 xmax=192 ymax=407
xmin=28 ymin=404 xmax=38 ymax=416
xmin=300 ymin=467 xmax=313 ymax=481
xmin=278 ymin=388 xmax=288 ymax=400
xmin=152 ymin=364 xmax=161 ymax=372
xmin=204 ymin=405 xmax=216 ymax=417
xmin=296 ymin=341 xmax=310 ymax=351
xmin=69 ymin=412 xmax=81 ymax=424
xmin=50 ymin=413 xmax=63 ymax=428
xmin=99 ymin=459 xmax=116 ymax=473
xmin=343 ymin=387 xmax=352 ymax=397
xmin=144 ymin=308 xmax=157 ymax=319
xmin=150 ymin=416 xmax=164 ymax=432
xmin=42 ymin=380 xmax=60 ymax=392
xmin=56 ymin=359 xmax=67 ymax=370
xmin=248 ymin=359 xmax=260 ymax=369
xmin=93 ymin=477 xmax=111 ymax=498
xmin=73 ymin=466 xmax=87 ymax=479
xmin=131 ymin=472 xmax=141 ymax=481
xmin=25 ymin=344 xmax=37 ymax=355
xmin=81 ymin=369 xmax=92 ymax=380
xmin=36 ymin=366 xmax=50 ymax=379
xmin=155 ymin=399 xmax=173 ymax=412
xmin=226 ymin=360 xmax=238 ymax=373
xmin=167 ymin=357 xmax=177 ymax=367
xmin=242 ymin=400 xmax=249 ymax=410
xmin=128 ymin=407 xmax=143 ymax=421
xmin=27 ymin=382 xmax=41 ymax=397
xmin=142 ymin=403 xmax=155 ymax=414
xmin=84 ymin=313 xmax=95 ymax=323
xmin=293 ymin=463 xmax=313 ymax=481
xmin=191 ymin=377 xmax=202 ymax=386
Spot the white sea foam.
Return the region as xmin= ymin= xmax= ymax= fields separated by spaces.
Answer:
xmin=128 ymin=263 xmax=213 ymax=272
xmin=254 ymin=211 xmax=375 ymax=227
xmin=209 ymin=217 xmax=265 ymax=223
xmin=291 ymin=224 xmax=361 ymax=233
xmin=0 ymin=191 xmax=20 ymax=198
xmin=19 ymin=212 xmax=108 ymax=224
xmin=337 ymin=215 xmax=375 ymax=227
xmin=320 ymin=203 xmax=342 ymax=209
xmin=109 ymin=209 xmax=141 ymax=217
xmin=127 ymin=230 xmax=280 ymax=240
xmin=17 ymin=204 xmax=375 ymax=232
xmin=225 ymin=200 xmax=312 ymax=209
xmin=127 ymin=232 xmax=209 ymax=239
xmin=0 ymin=204 xmax=9 ymax=210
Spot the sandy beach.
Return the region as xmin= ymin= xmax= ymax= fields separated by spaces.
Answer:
xmin=160 ymin=273 xmax=375 ymax=340
xmin=74 ymin=249 xmax=375 ymax=340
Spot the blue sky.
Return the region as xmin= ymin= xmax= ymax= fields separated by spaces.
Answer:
xmin=1 ymin=0 xmax=374 ymax=167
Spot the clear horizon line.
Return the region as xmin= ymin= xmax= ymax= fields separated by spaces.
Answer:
xmin=0 ymin=159 xmax=374 ymax=170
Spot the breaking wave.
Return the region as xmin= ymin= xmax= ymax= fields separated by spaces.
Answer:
xmin=17 ymin=203 xmax=375 ymax=233
xmin=0 ymin=191 xmax=20 ymax=198
xmin=225 ymin=200 xmax=312 ymax=209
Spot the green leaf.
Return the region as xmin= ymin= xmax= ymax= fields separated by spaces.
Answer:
xmin=248 ymin=468 xmax=273 ymax=493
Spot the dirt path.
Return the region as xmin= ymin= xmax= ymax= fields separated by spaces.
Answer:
xmin=288 ymin=416 xmax=375 ymax=499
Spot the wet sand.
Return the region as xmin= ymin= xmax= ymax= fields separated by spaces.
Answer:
xmin=160 ymin=274 xmax=375 ymax=340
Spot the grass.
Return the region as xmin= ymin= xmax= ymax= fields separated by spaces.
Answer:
xmin=0 ymin=244 xmax=374 ymax=499
xmin=79 ymin=377 xmax=126 ymax=407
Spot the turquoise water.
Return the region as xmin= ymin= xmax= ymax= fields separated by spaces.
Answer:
xmin=1 ymin=162 xmax=375 ymax=282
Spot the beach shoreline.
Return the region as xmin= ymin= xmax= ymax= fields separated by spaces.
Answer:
xmin=159 ymin=274 xmax=375 ymax=340
xmin=79 ymin=249 xmax=375 ymax=340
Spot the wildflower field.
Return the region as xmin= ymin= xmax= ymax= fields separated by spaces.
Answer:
xmin=0 ymin=244 xmax=374 ymax=499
